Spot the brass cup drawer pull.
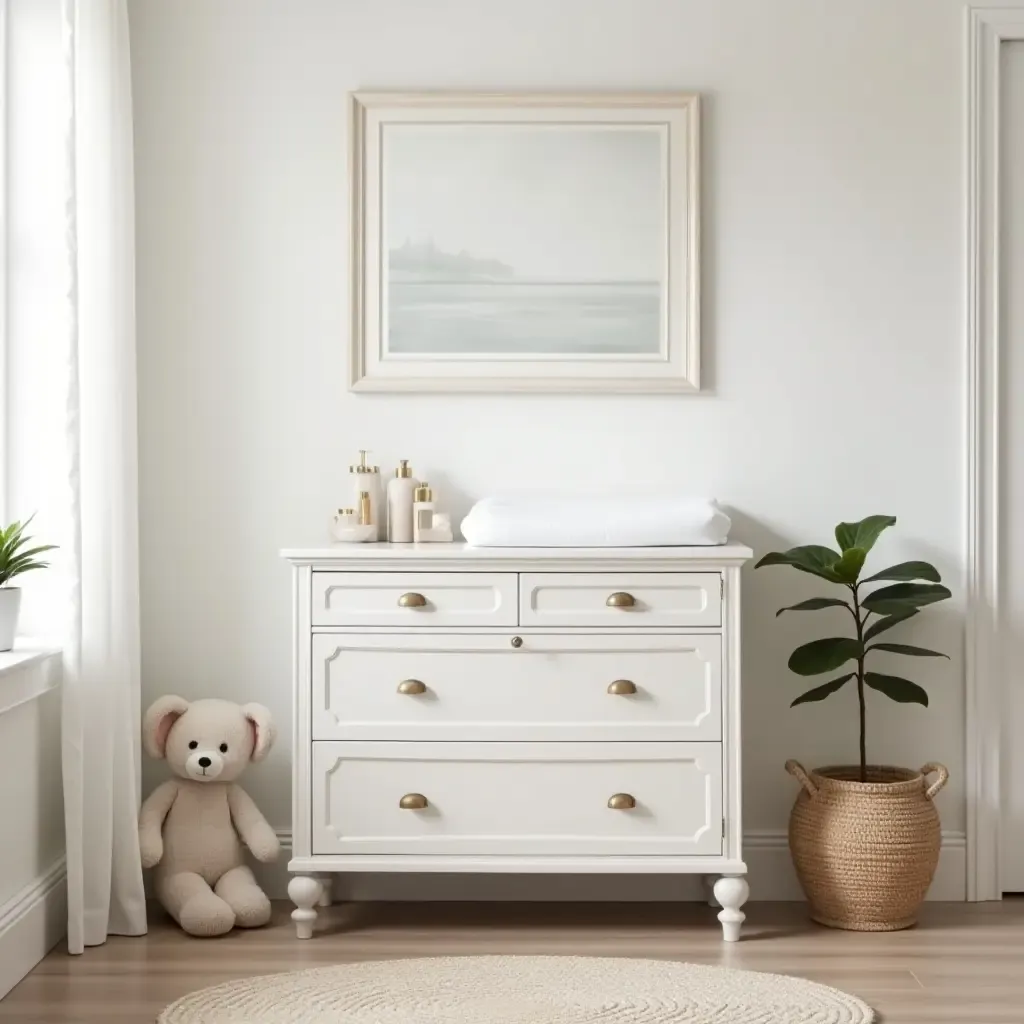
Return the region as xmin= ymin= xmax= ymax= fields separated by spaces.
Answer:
xmin=607 ymin=679 xmax=637 ymax=696
xmin=397 ymin=679 xmax=427 ymax=695
xmin=399 ymin=793 xmax=428 ymax=810
xmin=605 ymin=591 xmax=636 ymax=609
xmin=607 ymin=793 xmax=636 ymax=810
xmin=397 ymin=592 xmax=427 ymax=608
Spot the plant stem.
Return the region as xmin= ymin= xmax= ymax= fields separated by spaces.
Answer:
xmin=852 ymin=583 xmax=867 ymax=782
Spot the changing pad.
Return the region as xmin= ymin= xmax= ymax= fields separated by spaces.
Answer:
xmin=460 ymin=496 xmax=731 ymax=548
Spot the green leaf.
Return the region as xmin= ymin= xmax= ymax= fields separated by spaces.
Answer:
xmin=791 ymin=674 xmax=854 ymax=707
xmin=776 ymin=597 xmax=851 ymax=617
xmin=862 ymin=582 xmax=951 ymax=615
xmin=868 ymin=643 xmax=948 ymax=658
xmin=788 ymin=637 xmax=862 ymax=676
xmin=832 ymin=547 xmax=867 ymax=584
xmin=863 ymin=608 xmax=919 ymax=641
xmin=755 ymin=545 xmax=846 ymax=584
xmin=0 ymin=514 xmax=56 ymax=585
xmin=834 ymin=515 xmax=897 ymax=554
xmin=862 ymin=560 xmax=941 ymax=584
xmin=864 ymin=672 xmax=929 ymax=706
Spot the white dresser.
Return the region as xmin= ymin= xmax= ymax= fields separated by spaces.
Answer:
xmin=282 ymin=542 xmax=752 ymax=940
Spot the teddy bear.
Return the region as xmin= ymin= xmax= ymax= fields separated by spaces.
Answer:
xmin=139 ymin=695 xmax=281 ymax=937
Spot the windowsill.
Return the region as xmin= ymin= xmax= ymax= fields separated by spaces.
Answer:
xmin=0 ymin=642 xmax=61 ymax=717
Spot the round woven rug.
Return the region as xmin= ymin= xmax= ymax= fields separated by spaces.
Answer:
xmin=157 ymin=955 xmax=874 ymax=1023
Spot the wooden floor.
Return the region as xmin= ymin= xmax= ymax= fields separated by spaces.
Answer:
xmin=2 ymin=900 xmax=1023 ymax=1023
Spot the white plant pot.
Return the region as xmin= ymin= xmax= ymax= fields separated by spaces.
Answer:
xmin=0 ymin=588 xmax=22 ymax=652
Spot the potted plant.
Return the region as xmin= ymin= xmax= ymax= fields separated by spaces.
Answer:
xmin=757 ymin=514 xmax=951 ymax=931
xmin=0 ymin=516 xmax=57 ymax=652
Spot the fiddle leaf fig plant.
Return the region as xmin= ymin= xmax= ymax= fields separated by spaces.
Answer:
xmin=755 ymin=515 xmax=950 ymax=780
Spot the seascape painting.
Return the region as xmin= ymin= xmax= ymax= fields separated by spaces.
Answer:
xmin=381 ymin=125 xmax=665 ymax=357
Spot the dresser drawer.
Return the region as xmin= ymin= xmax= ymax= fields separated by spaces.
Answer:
xmin=311 ymin=741 xmax=722 ymax=857
xmin=519 ymin=572 xmax=721 ymax=628
xmin=311 ymin=633 xmax=721 ymax=742
xmin=311 ymin=572 xmax=518 ymax=627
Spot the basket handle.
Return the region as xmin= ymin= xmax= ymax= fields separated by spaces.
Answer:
xmin=921 ymin=763 xmax=949 ymax=800
xmin=785 ymin=759 xmax=818 ymax=798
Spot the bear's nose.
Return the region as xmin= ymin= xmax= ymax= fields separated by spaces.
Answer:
xmin=198 ymin=756 xmax=212 ymax=768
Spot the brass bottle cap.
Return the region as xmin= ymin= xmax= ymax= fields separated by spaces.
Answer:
xmin=337 ymin=508 xmax=355 ymax=515
xmin=395 ymin=459 xmax=414 ymax=478
xmin=414 ymin=483 xmax=433 ymax=502
xmin=349 ymin=449 xmax=380 ymax=473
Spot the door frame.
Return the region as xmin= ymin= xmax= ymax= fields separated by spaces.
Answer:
xmin=966 ymin=6 xmax=1024 ymax=901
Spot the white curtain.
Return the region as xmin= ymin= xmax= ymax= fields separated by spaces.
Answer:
xmin=8 ymin=0 xmax=147 ymax=952
xmin=59 ymin=0 xmax=147 ymax=953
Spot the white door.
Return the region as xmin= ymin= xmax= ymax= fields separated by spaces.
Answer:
xmin=1001 ymin=41 xmax=1024 ymax=893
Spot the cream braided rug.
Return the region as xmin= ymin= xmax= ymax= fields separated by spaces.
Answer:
xmin=157 ymin=954 xmax=874 ymax=1023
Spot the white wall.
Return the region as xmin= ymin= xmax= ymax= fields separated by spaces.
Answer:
xmin=129 ymin=0 xmax=968 ymax=857
xmin=0 ymin=686 xmax=62 ymax=908
xmin=0 ymin=2 xmax=69 ymax=989
xmin=0 ymin=659 xmax=65 ymax=997
xmin=1000 ymin=40 xmax=1024 ymax=890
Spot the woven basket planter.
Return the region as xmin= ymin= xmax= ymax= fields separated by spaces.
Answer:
xmin=785 ymin=760 xmax=948 ymax=931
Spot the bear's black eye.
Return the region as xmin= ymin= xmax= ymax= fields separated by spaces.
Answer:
xmin=188 ymin=741 xmax=198 ymax=750
xmin=219 ymin=743 xmax=228 ymax=753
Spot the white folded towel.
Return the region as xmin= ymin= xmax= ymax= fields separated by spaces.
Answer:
xmin=460 ymin=496 xmax=731 ymax=548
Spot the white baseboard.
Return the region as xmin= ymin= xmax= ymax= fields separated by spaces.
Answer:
xmin=0 ymin=858 xmax=67 ymax=999
xmin=255 ymin=830 xmax=967 ymax=903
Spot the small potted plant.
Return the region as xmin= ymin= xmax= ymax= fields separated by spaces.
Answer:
xmin=757 ymin=515 xmax=951 ymax=931
xmin=0 ymin=516 xmax=57 ymax=652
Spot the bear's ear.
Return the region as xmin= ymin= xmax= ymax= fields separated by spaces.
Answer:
xmin=242 ymin=703 xmax=275 ymax=762
xmin=143 ymin=695 xmax=190 ymax=760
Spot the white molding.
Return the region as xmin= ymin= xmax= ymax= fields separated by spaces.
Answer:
xmin=0 ymin=857 xmax=67 ymax=999
xmin=724 ymin=564 xmax=743 ymax=866
xmin=965 ymin=5 xmax=1024 ymax=903
xmin=348 ymin=91 xmax=701 ymax=394
xmin=292 ymin=564 xmax=312 ymax=861
xmin=258 ymin=830 xmax=965 ymax=903
xmin=0 ymin=647 xmax=60 ymax=716
xmin=281 ymin=542 xmax=754 ymax=572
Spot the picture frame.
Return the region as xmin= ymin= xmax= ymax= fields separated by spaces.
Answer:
xmin=348 ymin=92 xmax=700 ymax=393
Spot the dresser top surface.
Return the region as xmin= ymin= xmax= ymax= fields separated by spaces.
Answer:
xmin=281 ymin=541 xmax=753 ymax=567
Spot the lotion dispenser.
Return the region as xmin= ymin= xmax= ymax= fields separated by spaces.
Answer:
xmin=412 ymin=482 xmax=435 ymax=542
xmin=349 ymin=449 xmax=382 ymax=540
xmin=386 ymin=459 xmax=419 ymax=543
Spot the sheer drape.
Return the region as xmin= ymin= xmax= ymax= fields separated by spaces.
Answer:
xmin=7 ymin=0 xmax=147 ymax=953
xmin=60 ymin=0 xmax=146 ymax=953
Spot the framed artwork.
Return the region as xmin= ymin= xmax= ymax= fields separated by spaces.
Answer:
xmin=348 ymin=92 xmax=700 ymax=393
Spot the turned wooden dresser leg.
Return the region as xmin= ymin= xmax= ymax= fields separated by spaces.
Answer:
xmin=317 ymin=874 xmax=333 ymax=907
xmin=288 ymin=875 xmax=323 ymax=939
xmin=702 ymin=874 xmax=721 ymax=907
xmin=713 ymin=875 xmax=750 ymax=942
